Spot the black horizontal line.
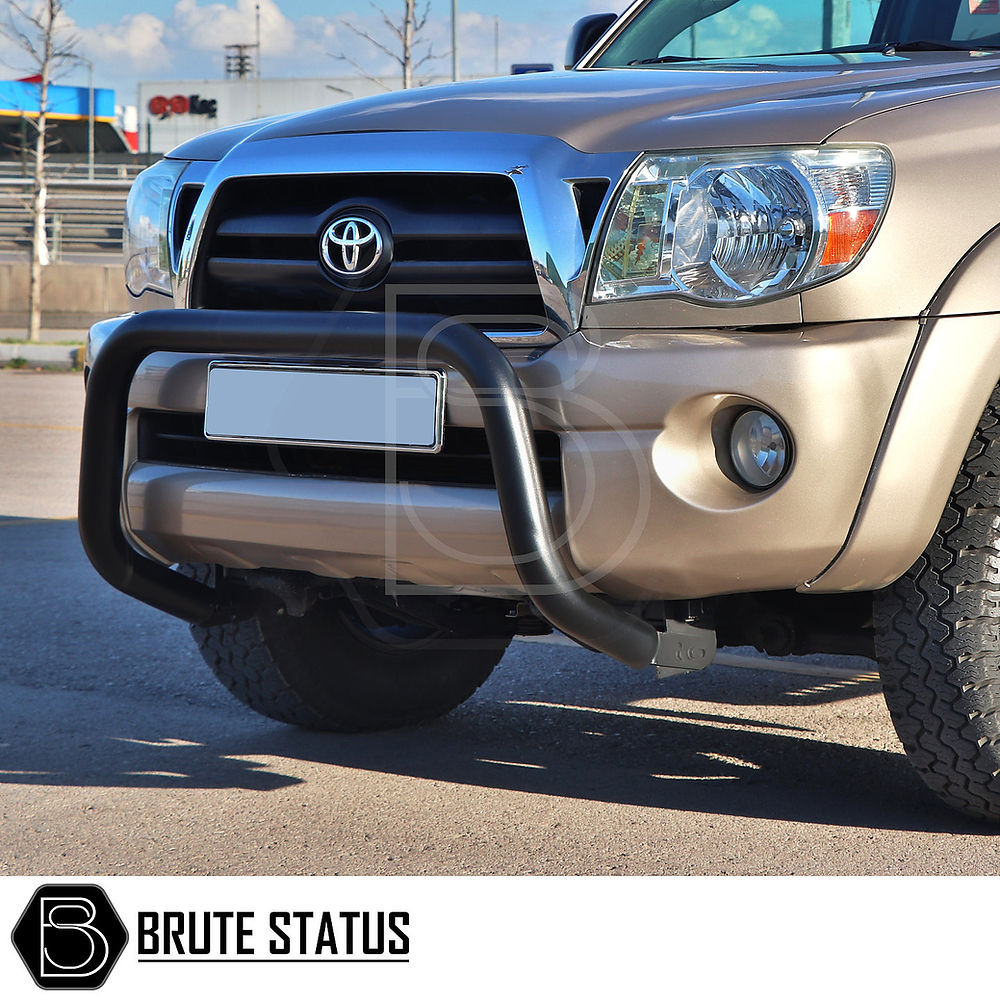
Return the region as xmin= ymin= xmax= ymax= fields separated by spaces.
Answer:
xmin=137 ymin=958 xmax=409 ymax=964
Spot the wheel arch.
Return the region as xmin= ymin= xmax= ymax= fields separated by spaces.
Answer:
xmin=803 ymin=225 xmax=1000 ymax=593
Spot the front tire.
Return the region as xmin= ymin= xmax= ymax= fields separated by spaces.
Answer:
xmin=874 ymin=384 xmax=1000 ymax=822
xmin=192 ymin=594 xmax=509 ymax=732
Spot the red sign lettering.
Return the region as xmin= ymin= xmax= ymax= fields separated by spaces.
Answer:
xmin=148 ymin=94 xmax=218 ymax=120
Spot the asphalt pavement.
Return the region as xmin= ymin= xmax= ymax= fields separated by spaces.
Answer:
xmin=2 ymin=370 xmax=998 ymax=874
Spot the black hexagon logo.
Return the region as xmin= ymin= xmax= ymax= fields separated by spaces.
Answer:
xmin=11 ymin=884 xmax=128 ymax=990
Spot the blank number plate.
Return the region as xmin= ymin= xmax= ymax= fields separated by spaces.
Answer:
xmin=204 ymin=362 xmax=446 ymax=453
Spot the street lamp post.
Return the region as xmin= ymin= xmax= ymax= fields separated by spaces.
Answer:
xmin=69 ymin=54 xmax=95 ymax=180
xmin=452 ymin=0 xmax=459 ymax=81
xmin=86 ymin=58 xmax=94 ymax=182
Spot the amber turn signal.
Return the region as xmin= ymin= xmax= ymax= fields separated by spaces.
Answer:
xmin=821 ymin=208 xmax=881 ymax=267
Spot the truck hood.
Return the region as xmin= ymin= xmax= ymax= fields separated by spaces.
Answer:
xmin=260 ymin=52 xmax=1000 ymax=152
xmin=169 ymin=52 xmax=1000 ymax=161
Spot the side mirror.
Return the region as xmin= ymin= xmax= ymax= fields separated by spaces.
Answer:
xmin=565 ymin=12 xmax=618 ymax=69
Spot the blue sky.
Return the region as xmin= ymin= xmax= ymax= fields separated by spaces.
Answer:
xmin=22 ymin=0 xmax=623 ymax=97
xmin=73 ymin=0 xmax=566 ymax=24
xmin=2 ymin=1 xmax=881 ymax=102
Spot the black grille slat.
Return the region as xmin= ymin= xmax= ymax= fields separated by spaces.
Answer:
xmin=214 ymin=213 xmax=329 ymax=238
xmin=207 ymin=258 xmax=328 ymax=284
xmin=209 ymin=237 xmax=532 ymax=266
xmin=395 ymin=237 xmax=529 ymax=263
xmin=380 ymin=261 xmax=536 ymax=282
xmin=390 ymin=212 xmax=525 ymax=241
xmin=138 ymin=411 xmax=562 ymax=493
xmin=192 ymin=174 xmax=549 ymax=332
xmin=215 ymin=209 xmax=525 ymax=242
xmin=207 ymin=258 xmax=535 ymax=284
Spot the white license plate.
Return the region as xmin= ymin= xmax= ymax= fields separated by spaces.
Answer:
xmin=204 ymin=363 xmax=446 ymax=453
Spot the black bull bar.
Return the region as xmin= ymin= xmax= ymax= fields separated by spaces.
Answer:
xmin=78 ymin=309 xmax=666 ymax=670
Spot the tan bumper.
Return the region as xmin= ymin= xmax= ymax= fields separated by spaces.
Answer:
xmin=120 ymin=319 xmax=920 ymax=599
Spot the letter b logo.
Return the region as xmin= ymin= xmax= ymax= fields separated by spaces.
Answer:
xmin=12 ymin=885 xmax=128 ymax=990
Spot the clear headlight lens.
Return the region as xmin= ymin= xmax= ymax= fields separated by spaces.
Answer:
xmin=123 ymin=159 xmax=187 ymax=297
xmin=594 ymin=147 xmax=892 ymax=304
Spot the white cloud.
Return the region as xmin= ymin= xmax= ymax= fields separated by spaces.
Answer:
xmin=0 ymin=0 xmax=84 ymax=78
xmin=80 ymin=13 xmax=171 ymax=76
xmin=694 ymin=3 xmax=783 ymax=57
xmin=170 ymin=0 xmax=296 ymax=56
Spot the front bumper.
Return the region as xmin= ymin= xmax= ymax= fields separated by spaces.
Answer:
xmin=91 ymin=310 xmax=920 ymax=603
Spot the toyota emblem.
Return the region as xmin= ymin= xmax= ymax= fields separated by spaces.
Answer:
xmin=320 ymin=214 xmax=390 ymax=282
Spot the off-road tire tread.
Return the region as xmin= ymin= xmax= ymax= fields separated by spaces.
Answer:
xmin=192 ymin=602 xmax=506 ymax=733
xmin=874 ymin=385 xmax=1000 ymax=822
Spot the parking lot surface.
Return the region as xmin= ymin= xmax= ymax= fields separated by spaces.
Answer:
xmin=1 ymin=370 xmax=998 ymax=874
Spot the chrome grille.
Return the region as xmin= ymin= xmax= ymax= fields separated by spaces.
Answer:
xmin=190 ymin=173 xmax=549 ymax=333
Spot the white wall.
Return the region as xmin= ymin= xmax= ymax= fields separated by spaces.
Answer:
xmin=137 ymin=76 xmax=461 ymax=154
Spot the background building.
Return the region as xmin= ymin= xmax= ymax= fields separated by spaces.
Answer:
xmin=0 ymin=78 xmax=133 ymax=158
xmin=137 ymin=75 xmax=475 ymax=155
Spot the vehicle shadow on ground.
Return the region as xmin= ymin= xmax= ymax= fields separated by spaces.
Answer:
xmin=0 ymin=692 xmax=297 ymax=794
xmin=0 ymin=521 xmax=990 ymax=835
xmin=250 ymin=698 xmax=985 ymax=836
xmin=0 ymin=657 xmax=989 ymax=836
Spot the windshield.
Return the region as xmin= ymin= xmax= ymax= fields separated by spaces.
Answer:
xmin=591 ymin=0 xmax=1000 ymax=67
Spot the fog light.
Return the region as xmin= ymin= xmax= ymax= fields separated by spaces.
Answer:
xmin=730 ymin=409 xmax=788 ymax=488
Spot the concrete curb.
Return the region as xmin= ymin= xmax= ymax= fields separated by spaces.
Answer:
xmin=0 ymin=343 xmax=84 ymax=370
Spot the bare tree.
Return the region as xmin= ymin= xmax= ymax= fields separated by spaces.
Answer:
xmin=335 ymin=0 xmax=441 ymax=91
xmin=0 ymin=1 xmax=79 ymax=342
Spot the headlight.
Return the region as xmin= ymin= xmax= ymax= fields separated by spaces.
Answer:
xmin=594 ymin=146 xmax=892 ymax=304
xmin=123 ymin=159 xmax=187 ymax=297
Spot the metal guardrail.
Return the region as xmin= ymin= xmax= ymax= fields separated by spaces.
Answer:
xmin=0 ymin=162 xmax=143 ymax=182
xmin=0 ymin=177 xmax=130 ymax=258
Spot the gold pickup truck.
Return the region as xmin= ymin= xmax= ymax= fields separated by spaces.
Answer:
xmin=81 ymin=0 xmax=1000 ymax=822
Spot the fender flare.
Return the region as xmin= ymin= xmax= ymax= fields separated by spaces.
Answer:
xmin=804 ymin=224 xmax=1000 ymax=593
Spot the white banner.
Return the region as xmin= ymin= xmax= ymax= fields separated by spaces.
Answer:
xmin=0 ymin=875 xmax=967 ymax=998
